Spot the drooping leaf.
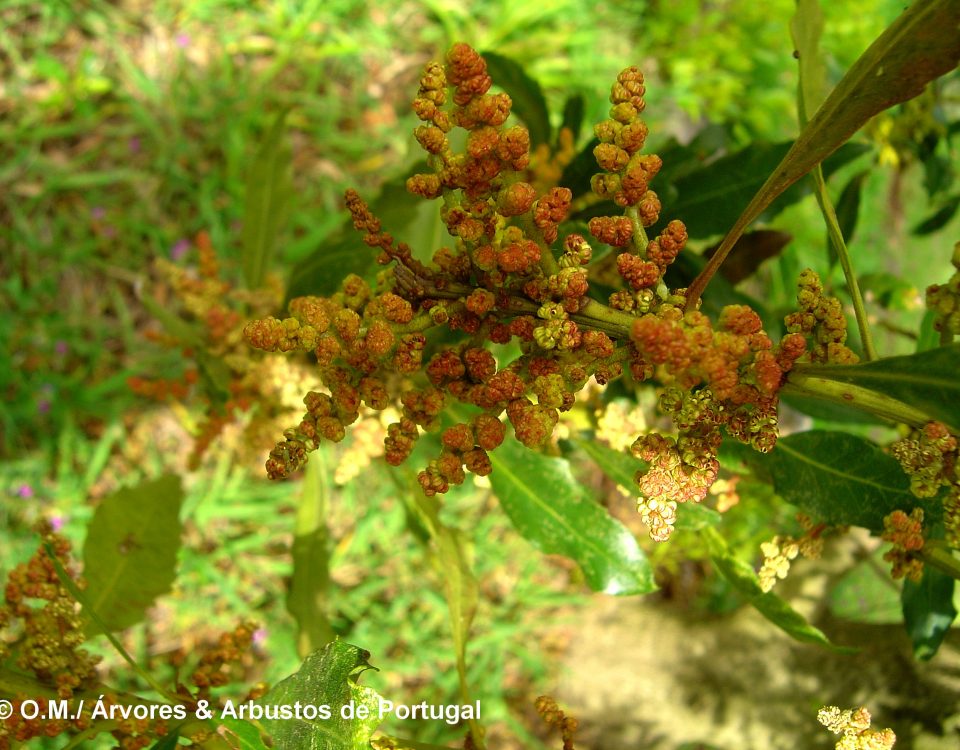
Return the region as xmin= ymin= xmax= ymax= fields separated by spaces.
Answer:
xmin=82 ymin=475 xmax=183 ymax=633
xmin=488 ymin=438 xmax=656 ymax=595
xmin=702 ymin=527 xmax=852 ymax=650
xmin=792 ymin=345 xmax=960 ymax=433
xmin=288 ymin=452 xmax=336 ymax=657
xmin=903 ymin=564 xmax=957 ymax=660
xmin=791 ymin=0 xmax=829 ymax=121
xmin=751 ymin=431 xmax=929 ymax=532
xmin=693 ymin=0 xmax=960 ymax=297
xmin=568 ymin=436 xmax=720 ymax=532
xmin=257 ymin=640 xmax=381 ymax=750
xmin=242 ymin=109 xmax=294 ymax=289
xmin=828 ymin=552 xmax=903 ymax=624
xmin=481 ymin=51 xmax=551 ymax=147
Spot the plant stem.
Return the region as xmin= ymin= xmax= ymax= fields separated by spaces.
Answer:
xmin=626 ymin=206 xmax=649 ymax=256
xmin=922 ymin=541 xmax=960 ymax=581
xmin=810 ymin=166 xmax=878 ymax=360
xmin=781 ymin=369 xmax=930 ymax=428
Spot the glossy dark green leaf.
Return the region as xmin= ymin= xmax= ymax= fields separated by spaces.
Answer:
xmin=242 ymin=109 xmax=294 ymax=289
xmin=663 ymin=142 xmax=867 ymax=238
xmin=903 ymin=564 xmax=957 ymax=660
xmin=912 ymin=194 xmax=960 ymax=235
xmin=82 ymin=475 xmax=183 ymax=633
xmin=703 ymin=527 xmax=852 ymax=650
xmin=568 ymin=436 xmax=720 ymax=532
xmin=695 ymin=0 xmax=960 ymax=295
xmin=829 ymin=553 xmax=903 ymax=624
xmin=794 ymin=345 xmax=960 ymax=433
xmin=488 ymin=439 xmax=656 ymax=595
xmin=754 ymin=431 xmax=925 ymax=532
xmin=560 ymin=94 xmax=585 ymax=143
xmin=482 ymin=51 xmax=551 ymax=147
xmin=288 ymin=454 xmax=336 ymax=657
xmin=258 ymin=640 xmax=381 ymax=750
xmin=147 ymin=730 xmax=182 ymax=750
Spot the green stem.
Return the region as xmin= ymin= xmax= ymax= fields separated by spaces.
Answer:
xmin=385 ymin=736 xmax=458 ymax=750
xmin=781 ymin=369 xmax=930 ymax=428
xmin=625 ymin=206 xmax=649 ymax=256
xmin=810 ymin=166 xmax=878 ymax=361
xmin=922 ymin=541 xmax=960 ymax=581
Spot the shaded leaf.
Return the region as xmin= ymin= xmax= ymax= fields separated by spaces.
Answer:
xmin=829 ymin=553 xmax=903 ymax=624
xmin=560 ymin=94 xmax=585 ymax=143
xmin=559 ymin=137 xmax=600 ymax=198
xmin=218 ymin=719 xmax=270 ymax=750
xmin=568 ymin=436 xmax=720 ymax=531
xmin=482 ymin=51 xmax=551 ymax=147
xmin=661 ymin=141 xmax=868 ymax=238
xmin=694 ymin=0 xmax=960 ymax=297
xmin=82 ymin=475 xmax=183 ymax=633
xmin=791 ymin=0 xmax=829 ymax=121
xmin=147 ymin=730 xmax=182 ymax=750
xmin=912 ymin=194 xmax=960 ymax=235
xmin=903 ymin=564 xmax=957 ymax=660
xmin=702 ymin=527 xmax=852 ymax=650
xmin=830 ymin=170 xmax=869 ymax=267
xmin=752 ymin=431 xmax=930 ymax=532
xmin=794 ymin=345 xmax=960 ymax=433
xmin=258 ymin=640 xmax=381 ymax=750
xmin=489 ymin=439 xmax=656 ymax=595
xmin=242 ymin=109 xmax=294 ymax=289
xmin=702 ymin=229 xmax=792 ymax=284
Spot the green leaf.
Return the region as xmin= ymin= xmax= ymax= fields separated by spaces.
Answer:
xmin=753 ymin=431 xmax=930 ymax=532
xmin=903 ymin=564 xmax=957 ymax=660
xmin=242 ymin=109 xmax=294 ymax=289
xmin=218 ymin=718 xmax=270 ymax=750
xmin=481 ymin=51 xmax=551 ymax=147
xmin=698 ymin=0 xmax=960 ymax=290
xmin=832 ymin=170 xmax=869 ymax=260
xmin=912 ymin=194 xmax=960 ymax=235
xmin=568 ymin=436 xmax=720 ymax=531
xmin=794 ymin=345 xmax=960 ymax=433
xmin=702 ymin=527 xmax=853 ymax=650
xmin=82 ymin=475 xmax=183 ymax=633
xmin=288 ymin=452 xmax=336 ymax=658
xmin=488 ymin=438 xmax=656 ymax=595
xmin=828 ymin=553 xmax=903 ymax=624
xmin=559 ymin=137 xmax=600 ymax=198
xmin=147 ymin=730 xmax=182 ymax=750
xmin=791 ymin=0 xmax=829 ymax=123
xmin=258 ymin=640 xmax=381 ymax=750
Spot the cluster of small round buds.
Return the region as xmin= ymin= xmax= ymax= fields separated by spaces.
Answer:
xmin=617 ymin=254 xmax=660 ymax=290
xmin=534 ymin=696 xmax=579 ymax=750
xmin=559 ymin=234 xmax=593 ymax=268
xmin=757 ymin=535 xmax=800 ymax=592
xmin=926 ymin=241 xmax=960 ymax=338
xmin=817 ymin=706 xmax=896 ymax=750
xmin=786 ymin=269 xmax=859 ymax=363
xmin=498 ymin=181 xmax=538 ymax=216
xmin=413 ymin=61 xmax=451 ymax=131
xmin=889 ymin=421 xmax=958 ymax=498
xmin=588 ymin=216 xmax=633 ymax=247
xmin=445 ymin=43 xmax=492 ymax=106
xmin=533 ymin=188 xmax=573 ymax=244
xmin=881 ymin=508 xmax=925 ymax=581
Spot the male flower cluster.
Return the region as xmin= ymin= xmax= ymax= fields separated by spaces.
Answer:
xmin=245 ymin=44 xmax=806 ymax=542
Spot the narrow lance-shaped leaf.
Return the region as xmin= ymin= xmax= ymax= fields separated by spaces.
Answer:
xmin=257 ymin=640 xmax=381 ymax=750
xmin=242 ymin=109 xmax=294 ymax=289
xmin=481 ymin=51 xmax=551 ymax=147
xmin=702 ymin=528 xmax=853 ymax=651
xmin=689 ymin=0 xmax=960 ymax=305
xmin=488 ymin=438 xmax=656 ymax=595
xmin=82 ymin=475 xmax=183 ymax=634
